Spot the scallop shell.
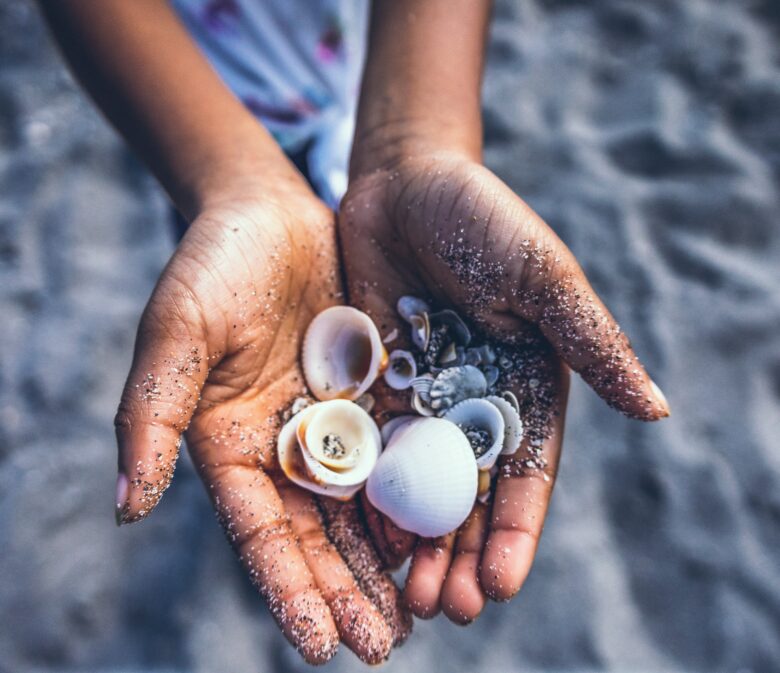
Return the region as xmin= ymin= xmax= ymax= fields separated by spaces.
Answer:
xmin=277 ymin=400 xmax=381 ymax=500
xmin=397 ymin=296 xmax=431 ymax=323
xmin=366 ymin=418 xmax=478 ymax=537
xmin=444 ymin=398 xmax=505 ymax=470
xmin=384 ymin=350 xmax=417 ymax=390
xmin=302 ymin=306 xmax=386 ymax=401
xmin=486 ymin=395 xmax=524 ymax=456
xmin=429 ymin=365 xmax=488 ymax=415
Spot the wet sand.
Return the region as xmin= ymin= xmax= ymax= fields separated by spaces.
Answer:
xmin=1 ymin=1 xmax=779 ymax=671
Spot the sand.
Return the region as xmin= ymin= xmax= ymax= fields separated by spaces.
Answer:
xmin=1 ymin=0 xmax=779 ymax=671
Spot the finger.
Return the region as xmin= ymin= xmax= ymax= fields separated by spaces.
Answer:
xmin=441 ymin=502 xmax=489 ymax=625
xmin=204 ymin=463 xmax=339 ymax=664
xmin=114 ymin=295 xmax=209 ymax=525
xmin=480 ymin=367 xmax=569 ymax=602
xmin=510 ymin=217 xmax=669 ymax=421
xmin=403 ymin=533 xmax=456 ymax=619
xmin=320 ymin=497 xmax=413 ymax=646
xmin=360 ymin=490 xmax=418 ymax=569
xmin=277 ymin=486 xmax=393 ymax=664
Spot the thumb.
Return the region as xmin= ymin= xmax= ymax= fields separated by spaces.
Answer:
xmin=114 ymin=292 xmax=209 ymax=525
xmin=512 ymin=231 xmax=669 ymax=421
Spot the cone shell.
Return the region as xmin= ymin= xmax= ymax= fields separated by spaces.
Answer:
xmin=302 ymin=306 xmax=386 ymax=401
xmin=277 ymin=400 xmax=381 ymax=500
xmin=366 ymin=418 xmax=478 ymax=537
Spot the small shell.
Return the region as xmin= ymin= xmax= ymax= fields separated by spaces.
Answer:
xmin=410 ymin=374 xmax=434 ymax=402
xmin=444 ymin=398 xmax=505 ymax=470
xmin=380 ymin=415 xmax=418 ymax=445
xmin=397 ymin=296 xmax=431 ymax=323
xmin=409 ymin=313 xmax=430 ymax=351
xmin=303 ymin=306 xmax=386 ymax=401
xmin=382 ymin=328 xmax=399 ymax=344
xmin=486 ymin=395 xmax=524 ymax=455
xmin=501 ymin=390 xmax=520 ymax=413
xmin=384 ymin=350 xmax=417 ymax=390
xmin=483 ymin=365 xmax=500 ymax=388
xmin=354 ymin=392 xmax=375 ymax=413
xmin=277 ymin=400 xmax=381 ymax=500
xmin=366 ymin=418 xmax=478 ymax=537
xmin=429 ymin=365 xmax=487 ymax=415
xmin=411 ymin=389 xmax=436 ymax=416
xmin=429 ymin=309 xmax=472 ymax=347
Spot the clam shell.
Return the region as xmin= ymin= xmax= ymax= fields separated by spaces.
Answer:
xmin=429 ymin=365 xmax=487 ymax=415
xmin=278 ymin=400 xmax=381 ymax=500
xmin=384 ymin=350 xmax=417 ymax=390
xmin=444 ymin=398 xmax=505 ymax=470
xmin=366 ymin=418 xmax=478 ymax=537
xmin=302 ymin=306 xmax=386 ymax=401
xmin=397 ymin=296 xmax=430 ymax=323
xmin=486 ymin=395 xmax=524 ymax=455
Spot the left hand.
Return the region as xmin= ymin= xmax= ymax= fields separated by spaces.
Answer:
xmin=339 ymin=149 xmax=669 ymax=624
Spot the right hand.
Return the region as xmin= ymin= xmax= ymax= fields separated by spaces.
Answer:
xmin=113 ymin=184 xmax=410 ymax=664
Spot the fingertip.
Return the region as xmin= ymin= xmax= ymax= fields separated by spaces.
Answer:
xmin=332 ymin=594 xmax=393 ymax=665
xmin=441 ymin=557 xmax=486 ymax=625
xmin=480 ymin=530 xmax=535 ymax=602
xmin=403 ymin=537 xmax=454 ymax=619
xmin=283 ymin=590 xmax=341 ymax=665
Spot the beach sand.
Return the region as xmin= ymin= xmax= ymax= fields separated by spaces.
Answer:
xmin=1 ymin=1 xmax=779 ymax=671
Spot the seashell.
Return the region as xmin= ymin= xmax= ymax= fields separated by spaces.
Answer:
xmin=501 ymin=390 xmax=520 ymax=413
xmin=444 ymin=398 xmax=505 ymax=470
xmin=437 ymin=343 xmax=466 ymax=368
xmin=384 ymin=350 xmax=417 ymax=390
xmin=411 ymin=389 xmax=436 ymax=416
xmin=380 ymin=414 xmax=418 ymax=445
xmin=429 ymin=309 xmax=472 ymax=347
xmin=486 ymin=395 xmax=524 ymax=456
xmin=483 ymin=364 xmax=500 ymax=388
xmin=277 ymin=400 xmax=381 ymax=500
xmin=429 ymin=365 xmax=487 ymax=415
xmin=409 ymin=312 xmax=430 ymax=351
xmin=366 ymin=418 xmax=478 ymax=537
xmin=397 ymin=295 xmax=431 ymax=323
xmin=303 ymin=306 xmax=386 ymax=401
xmin=354 ymin=392 xmax=375 ymax=413
xmin=410 ymin=373 xmax=434 ymax=402
xmin=382 ymin=327 xmax=399 ymax=344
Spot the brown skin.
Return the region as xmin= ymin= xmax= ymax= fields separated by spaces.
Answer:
xmin=343 ymin=0 xmax=669 ymax=624
xmin=38 ymin=0 xmax=406 ymax=663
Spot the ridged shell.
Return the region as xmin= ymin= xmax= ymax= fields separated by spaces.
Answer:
xmin=277 ymin=400 xmax=381 ymax=500
xmin=380 ymin=414 xmax=418 ymax=445
xmin=302 ymin=306 xmax=386 ymax=401
xmin=366 ymin=418 xmax=478 ymax=537
xmin=486 ymin=395 xmax=524 ymax=455
xmin=444 ymin=398 xmax=505 ymax=470
xmin=429 ymin=365 xmax=487 ymax=415
xmin=384 ymin=350 xmax=417 ymax=390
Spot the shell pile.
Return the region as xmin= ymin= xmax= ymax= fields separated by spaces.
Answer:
xmin=277 ymin=299 xmax=525 ymax=537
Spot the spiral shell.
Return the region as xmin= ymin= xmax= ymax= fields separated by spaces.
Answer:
xmin=277 ymin=400 xmax=381 ymax=500
xmin=366 ymin=417 xmax=478 ymax=537
xmin=383 ymin=350 xmax=417 ymax=390
xmin=302 ymin=306 xmax=386 ymax=401
xmin=444 ymin=398 xmax=505 ymax=470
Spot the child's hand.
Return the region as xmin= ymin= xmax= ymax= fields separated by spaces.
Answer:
xmin=114 ymin=189 xmax=409 ymax=663
xmin=339 ymin=150 xmax=669 ymax=624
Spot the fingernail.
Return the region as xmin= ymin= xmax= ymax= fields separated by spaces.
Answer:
xmin=649 ymin=379 xmax=670 ymax=416
xmin=115 ymin=472 xmax=129 ymax=526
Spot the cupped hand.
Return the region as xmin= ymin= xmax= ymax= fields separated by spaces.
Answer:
xmin=113 ymin=187 xmax=410 ymax=664
xmin=339 ymin=150 xmax=669 ymax=624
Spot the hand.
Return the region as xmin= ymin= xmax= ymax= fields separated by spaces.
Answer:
xmin=339 ymin=150 xmax=670 ymax=624
xmin=113 ymin=187 xmax=410 ymax=664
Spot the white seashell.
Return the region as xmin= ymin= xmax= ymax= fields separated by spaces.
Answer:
xmin=397 ymin=296 xmax=430 ymax=323
xmin=302 ymin=306 xmax=387 ymax=401
xmin=366 ymin=418 xmax=478 ymax=537
xmin=380 ymin=414 xmax=418 ymax=445
xmin=277 ymin=400 xmax=381 ymax=500
xmin=429 ymin=365 xmax=488 ymax=415
xmin=384 ymin=350 xmax=417 ymax=390
xmin=410 ymin=373 xmax=435 ymax=401
xmin=501 ymin=390 xmax=520 ymax=413
xmin=444 ymin=398 xmax=505 ymax=470
xmin=486 ymin=395 xmax=524 ymax=455
xmin=409 ymin=313 xmax=430 ymax=351
xmin=382 ymin=327 xmax=399 ymax=344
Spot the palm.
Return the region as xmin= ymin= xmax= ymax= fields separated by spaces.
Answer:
xmin=339 ymin=153 xmax=664 ymax=623
xmin=116 ymin=196 xmax=408 ymax=663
